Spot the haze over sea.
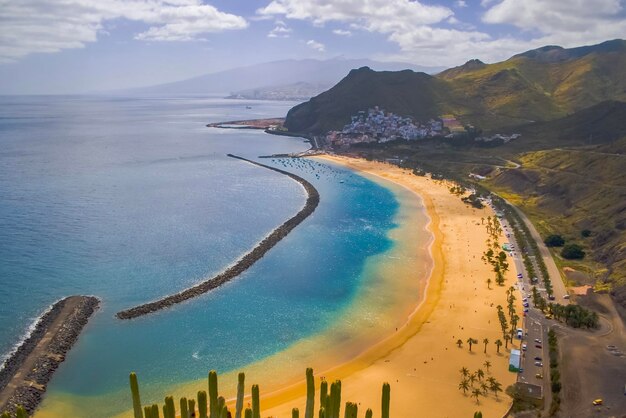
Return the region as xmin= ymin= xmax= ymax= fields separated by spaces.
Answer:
xmin=0 ymin=96 xmax=409 ymax=416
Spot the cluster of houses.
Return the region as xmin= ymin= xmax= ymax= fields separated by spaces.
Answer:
xmin=325 ymin=107 xmax=445 ymax=147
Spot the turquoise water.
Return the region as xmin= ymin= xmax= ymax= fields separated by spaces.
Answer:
xmin=0 ymin=96 xmax=399 ymax=416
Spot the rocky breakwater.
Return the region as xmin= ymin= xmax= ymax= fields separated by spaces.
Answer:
xmin=0 ymin=296 xmax=100 ymax=416
xmin=116 ymin=154 xmax=320 ymax=320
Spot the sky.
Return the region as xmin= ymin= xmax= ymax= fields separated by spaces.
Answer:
xmin=0 ymin=0 xmax=625 ymax=94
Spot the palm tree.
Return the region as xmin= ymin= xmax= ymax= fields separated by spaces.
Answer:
xmin=476 ymin=369 xmax=485 ymax=381
xmin=483 ymin=338 xmax=489 ymax=353
xmin=495 ymin=339 xmax=502 ymax=353
xmin=471 ymin=388 xmax=482 ymax=405
xmin=504 ymin=335 xmax=511 ymax=349
xmin=460 ymin=367 xmax=469 ymax=378
xmin=489 ymin=379 xmax=503 ymax=398
xmin=480 ymin=382 xmax=489 ymax=396
xmin=469 ymin=373 xmax=477 ymax=386
xmin=483 ymin=361 xmax=491 ymax=373
xmin=467 ymin=337 xmax=475 ymax=352
xmin=457 ymin=339 xmax=463 ymax=348
xmin=458 ymin=379 xmax=470 ymax=395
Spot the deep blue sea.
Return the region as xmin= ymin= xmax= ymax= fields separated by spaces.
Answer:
xmin=0 ymin=96 xmax=399 ymax=416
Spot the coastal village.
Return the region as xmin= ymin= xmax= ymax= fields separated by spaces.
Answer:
xmin=323 ymin=106 xmax=521 ymax=147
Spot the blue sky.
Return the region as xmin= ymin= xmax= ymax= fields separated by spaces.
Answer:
xmin=0 ymin=0 xmax=625 ymax=93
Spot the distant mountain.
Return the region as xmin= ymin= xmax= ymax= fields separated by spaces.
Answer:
xmin=122 ymin=58 xmax=443 ymax=97
xmin=226 ymin=82 xmax=332 ymax=101
xmin=285 ymin=39 xmax=626 ymax=133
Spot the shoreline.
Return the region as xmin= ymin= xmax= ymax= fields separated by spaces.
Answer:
xmin=116 ymin=154 xmax=320 ymax=320
xmin=260 ymin=155 xmax=519 ymax=417
xmin=0 ymin=296 xmax=99 ymax=416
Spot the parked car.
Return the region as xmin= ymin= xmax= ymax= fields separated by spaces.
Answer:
xmin=534 ymin=361 xmax=543 ymax=367
xmin=535 ymin=338 xmax=542 ymax=344
xmin=534 ymin=356 xmax=542 ymax=361
xmin=517 ymin=273 xmax=523 ymax=279
xmin=522 ymin=343 xmax=527 ymax=351
xmin=535 ymin=373 xmax=543 ymax=379
xmin=592 ymin=399 xmax=603 ymax=406
xmin=535 ymin=344 xmax=542 ymax=349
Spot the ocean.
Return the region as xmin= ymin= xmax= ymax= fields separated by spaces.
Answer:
xmin=0 ymin=96 xmax=405 ymax=416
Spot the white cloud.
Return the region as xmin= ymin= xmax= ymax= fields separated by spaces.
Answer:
xmin=0 ymin=0 xmax=248 ymax=62
xmin=482 ymin=0 xmax=626 ymax=47
xmin=268 ymin=21 xmax=292 ymax=38
xmin=257 ymin=0 xmax=453 ymax=30
xmin=306 ymin=39 xmax=326 ymax=52
xmin=333 ymin=29 xmax=352 ymax=36
xmin=258 ymin=0 xmax=626 ymax=67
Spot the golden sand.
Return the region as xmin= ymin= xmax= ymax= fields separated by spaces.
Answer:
xmin=257 ymin=155 xmax=521 ymax=418
xmin=37 ymin=155 xmax=521 ymax=418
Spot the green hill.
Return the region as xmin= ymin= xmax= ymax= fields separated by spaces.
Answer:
xmin=284 ymin=67 xmax=461 ymax=134
xmin=285 ymin=39 xmax=626 ymax=134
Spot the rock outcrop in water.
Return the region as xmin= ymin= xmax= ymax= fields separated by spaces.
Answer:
xmin=116 ymin=154 xmax=320 ymax=320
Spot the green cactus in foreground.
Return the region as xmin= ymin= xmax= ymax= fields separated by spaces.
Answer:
xmin=381 ymin=383 xmax=390 ymax=418
xmin=180 ymin=397 xmax=189 ymax=418
xmin=209 ymin=370 xmax=219 ymax=418
xmin=219 ymin=405 xmax=228 ymax=418
xmin=251 ymin=384 xmax=260 ymax=418
xmin=473 ymin=413 xmax=483 ymax=418
xmin=292 ymin=407 xmax=300 ymax=418
xmin=144 ymin=406 xmax=152 ymax=418
xmin=198 ymin=390 xmax=208 ymax=418
xmin=188 ymin=398 xmax=196 ymax=417
xmin=244 ymin=408 xmax=252 ymax=418
xmin=365 ymin=408 xmax=372 ymax=418
xmin=151 ymin=404 xmax=160 ymax=418
xmin=318 ymin=406 xmax=326 ymax=418
xmin=305 ymin=368 xmax=315 ymax=418
xmin=329 ymin=380 xmax=341 ymax=418
xmin=319 ymin=380 xmax=328 ymax=407
xmin=16 ymin=407 xmax=28 ymax=418
xmin=235 ymin=372 xmax=245 ymax=418
xmin=165 ymin=396 xmax=176 ymax=418
xmin=343 ymin=402 xmax=357 ymax=418
xmin=130 ymin=372 xmax=144 ymax=418
xmin=217 ymin=396 xmax=225 ymax=416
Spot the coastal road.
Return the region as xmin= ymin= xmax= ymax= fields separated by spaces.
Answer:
xmin=509 ymin=205 xmax=570 ymax=304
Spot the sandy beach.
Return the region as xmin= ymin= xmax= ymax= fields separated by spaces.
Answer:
xmin=38 ymin=155 xmax=520 ymax=418
xmin=257 ymin=155 xmax=522 ymax=417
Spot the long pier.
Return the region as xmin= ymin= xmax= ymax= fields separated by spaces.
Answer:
xmin=116 ymin=154 xmax=320 ymax=320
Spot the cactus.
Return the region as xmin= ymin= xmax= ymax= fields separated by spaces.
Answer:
xmin=144 ymin=406 xmax=153 ymax=418
xmin=180 ymin=397 xmax=189 ymax=418
xmin=244 ymin=408 xmax=252 ymax=418
xmin=381 ymin=383 xmax=390 ymax=418
xmin=292 ymin=407 xmax=299 ymax=418
xmin=130 ymin=372 xmax=144 ymax=418
xmin=16 ymin=407 xmax=28 ymax=418
xmin=165 ymin=396 xmax=176 ymax=418
xmin=343 ymin=402 xmax=357 ymax=418
xmin=319 ymin=380 xmax=328 ymax=407
xmin=329 ymin=380 xmax=341 ymax=418
xmin=1 ymin=412 xmax=10 ymax=418
xmin=365 ymin=409 xmax=372 ymax=418
xmin=209 ymin=370 xmax=219 ymax=418
xmin=188 ymin=398 xmax=196 ymax=417
xmin=217 ymin=396 xmax=225 ymax=415
xmin=305 ymin=368 xmax=315 ymax=418
xmin=198 ymin=390 xmax=208 ymax=418
xmin=235 ymin=372 xmax=245 ymax=418
xmin=251 ymin=384 xmax=260 ymax=418
xmin=220 ymin=405 xmax=228 ymax=418
xmin=318 ymin=407 xmax=325 ymax=418
xmin=151 ymin=404 xmax=160 ymax=418
xmin=162 ymin=405 xmax=167 ymax=418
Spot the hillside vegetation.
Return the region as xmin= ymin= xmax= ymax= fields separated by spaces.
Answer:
xmin=285 ymin=39 xmax=626 ymax=133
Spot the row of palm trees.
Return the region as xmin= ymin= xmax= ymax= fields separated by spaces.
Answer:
xmin=456 ymin=337 xmax=504 ymax=354
xmin=458 ymin=364 xmax=503 ymax=404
